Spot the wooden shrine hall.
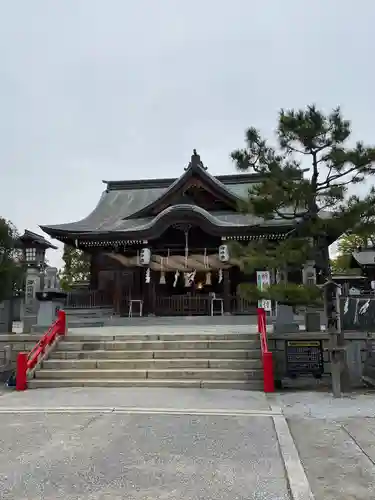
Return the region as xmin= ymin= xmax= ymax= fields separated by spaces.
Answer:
xmin=41 ymin=150 xmax=301 ymax=317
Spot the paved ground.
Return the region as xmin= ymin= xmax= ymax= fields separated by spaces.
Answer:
xmin=1 ymin=388 xmax=375 ymax=499
xmin=272 ymin=391 xmax=375 ymax=500
xmin=0 ymin=412 xmax=291 ymax=500
xmin=0 ymin=388 xmax=300 ymax=500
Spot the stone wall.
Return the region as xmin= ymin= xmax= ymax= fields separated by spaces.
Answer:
xmin=268 ymin=332 xmax=370 ymax=388
xmin=0 ymin=334 xmax=41 ymax=365
xmin=0 ymin=344 xmax=12 ymax=382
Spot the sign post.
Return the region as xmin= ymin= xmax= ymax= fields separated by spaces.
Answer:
xmin=285 ymin=340 xmax=324 ymax=377
xmin=256 ymin=271 xmax=271 ymax=312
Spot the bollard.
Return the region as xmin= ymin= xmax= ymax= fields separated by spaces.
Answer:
xmin=16 ymin=352 xmax=28 ymax=391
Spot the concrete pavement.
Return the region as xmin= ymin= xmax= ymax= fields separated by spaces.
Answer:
xmin=0 ymin=388 xmax=306 ymax=500
xmin=272 ymin=391 xmax=375 ymax=500
xmin=2 ymin=387 xmax=375 ymax=499
xmin=0 ymin=411 xmax=292 ymax=500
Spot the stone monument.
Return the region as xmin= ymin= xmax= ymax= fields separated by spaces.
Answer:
xmin=35 ymin=267 xmax=66 ymax=331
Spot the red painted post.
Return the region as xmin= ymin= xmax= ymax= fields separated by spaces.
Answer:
xmin=57 ymin=310 xmax=66 ymax=335
xmin=257 ymin=307 xmax=262 ymax=332
xmin=16 ymin=352 xmax=28 ymax=391
xmin=263 ymin=352 xmax=275 ymax=393
xmin=257 ymin=307 xmax=275 ymax=393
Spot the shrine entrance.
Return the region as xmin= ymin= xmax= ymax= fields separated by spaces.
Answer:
xmin=154 ymin=268 xmax=228 ymax=316
xmin=81 ymin=225 xmax=258 ymax=317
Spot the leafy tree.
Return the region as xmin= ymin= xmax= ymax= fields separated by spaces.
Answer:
xmin=0 ymin=217 xmax=25 ymax=301
xmin=58 ymin=245 xmax=90 ymax=290
xmin=330 ymin=232 xmax=375 ymax=273
xmin=330 ymin=254 xmax=354 ymax=274
xmin=231 ymin=105 xmax=375 ymax=361
xmin=337 ymin=233 xmax=372 ymax=254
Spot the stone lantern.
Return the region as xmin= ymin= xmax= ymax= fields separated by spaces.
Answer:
xmin=17 ymin=230 xmax=58 ymax=333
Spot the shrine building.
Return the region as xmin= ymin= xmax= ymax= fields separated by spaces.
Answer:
xmin=40 ymin=150 xmax=327 ymax=317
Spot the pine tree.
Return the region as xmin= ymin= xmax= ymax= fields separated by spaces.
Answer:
xmin=231 ymin=105 xmax=375 ymax=395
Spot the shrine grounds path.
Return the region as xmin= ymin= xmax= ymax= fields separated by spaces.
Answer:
xmin=0 ymin=388 xmax=374 ymax=499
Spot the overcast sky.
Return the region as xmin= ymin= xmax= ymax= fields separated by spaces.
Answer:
xmin=0 ymin=0 xmax=374 ymax=267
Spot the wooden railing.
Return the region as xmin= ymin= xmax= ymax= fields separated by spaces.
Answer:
xmin=257 ymin=307 xmax=275 ymax=393
xmin=65 ymin=290 xmax=113 ymax=309
xmin=234 ymin=296 xmax=257 ymax=315
xmin=16 ymin=310 xmax=66 ymax=391
xmin=155 ymin=295 xmax=210 ymax=316
xmin=64 ymin=289 xmax=259 ymax=315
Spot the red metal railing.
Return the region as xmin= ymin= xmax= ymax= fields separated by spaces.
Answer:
xmin=257 ymin=307 xmax=275 ymax=393
xmin=16 ymin=310 xmax=66 ymax=391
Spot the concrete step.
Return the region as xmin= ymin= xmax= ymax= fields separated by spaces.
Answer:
xmin=59 ymin=340 xmax=261 ymax=351
xmin=50 ymin=349 xmax=260 ymax=360
xmin=34 ymin=368 xmax=263 ymax=380
xmin=63 ymin=332 xmax=260 ymax=342
xmin=42 ymin=358 xmax=262 ymax=370
xmin=65 ymin=307 xmax=114 ymax=317
xmin=28 ymin=378 xmax=264 ymax=390
xmin=66 ymin=321 xmax=106 ymax=328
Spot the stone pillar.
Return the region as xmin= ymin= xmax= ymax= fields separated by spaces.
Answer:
xmin=223 ymin=269 xmax=231 ymax=315
xmin=273 ymin=266 xmax=300 ymax=333
xmin=22 ymin=267 xmax=41 ymax=333
xmin=302 ymin=260 xmax=321 ymax=332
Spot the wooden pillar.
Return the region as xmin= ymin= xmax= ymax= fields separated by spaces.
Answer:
xmin=113 ymin=270 xmax=121 ymax=315
xmin=89 ymin=253 xmax=98 ymax=289
xmin=223 ymin=268 xmax=231 ymax=314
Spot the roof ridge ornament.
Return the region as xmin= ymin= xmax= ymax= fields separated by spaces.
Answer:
xmin=185 ymin=149 xmax=207 ymax=171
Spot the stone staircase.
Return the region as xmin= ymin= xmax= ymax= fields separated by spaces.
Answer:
xmin=62 ymin=307 xmax=115 ymax=328
xmin=28 ymin=329 xmax=263 ymax=390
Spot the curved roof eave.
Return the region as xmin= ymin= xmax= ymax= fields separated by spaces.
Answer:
xmin=125 ymin=162 xmax=242 ymax=220
xmin=41 ymin=205 xmax=294 ymax=242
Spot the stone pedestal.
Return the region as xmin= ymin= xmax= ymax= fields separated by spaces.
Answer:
xmin=35 ymin=289 xmax=67 ymax=330
xmin=273 ymin=304 xmax=299 ymax=334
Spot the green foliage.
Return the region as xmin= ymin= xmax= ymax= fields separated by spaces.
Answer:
xmin=231 ymin=105 xmax=375 ymax=305
xmin=330 ymin=254 xmax=358 ymax=274
xmin=230 ymin=238 xmax=311 ymax=274
xmin=58 ymin=245 xmax=90 ymax=291
xmin=238 ymin=283 xmax=323 ymax=306
xmin=0 ymin=217 xmax=24 ymax=301
xmin=337 ymin=233 xmax=371 ymax=254
xmin=330 ymin=232 xmax=374 ymax=274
